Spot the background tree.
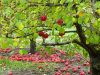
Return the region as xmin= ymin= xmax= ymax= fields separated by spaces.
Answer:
xmin=0 ymin=0 xmax=100 ymax=75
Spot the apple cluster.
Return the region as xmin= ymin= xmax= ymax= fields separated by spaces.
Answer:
xmin=38 ymin=30 xmax=49 ymax=39
xmin=40 ymin=15 xmax=65 ymax=37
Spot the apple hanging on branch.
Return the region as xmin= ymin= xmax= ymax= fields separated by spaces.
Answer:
xmin=59 ymin=27 xmax=65 ymax=37
xmin=38 ymin=30 xmax=45 ymax=36
xmin=57 ymin=19 xmax=63 ymax=26
xmin=59 ymin=32 xmax=65 ymax=37
xmin=40 ymin=15 xmax=47 ymax=21
xmin=38 ymin=30 xmax=49 ymax=39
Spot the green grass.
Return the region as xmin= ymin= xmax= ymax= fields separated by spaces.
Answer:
xmin=0 ymin=58 xmax=58 ymax=75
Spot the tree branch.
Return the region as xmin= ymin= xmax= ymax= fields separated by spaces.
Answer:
xmin=6 ymin=30 xmax=76 ymax=39
xmin=42 ymin=41 xmax=72 ymax=46
xmin=42 ymin=39 xmax=79 ymax=46
xmin=73 ymin=40 xmax=97 ymax=57
xmin=74 ymin=23 xmax=86 ymax=44
xmin=6 ymin=33 xmax=34 ymax=39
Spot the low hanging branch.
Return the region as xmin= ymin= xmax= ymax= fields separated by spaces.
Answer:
xmin=42 ymin=40 xmax=79 ymax=46
xmin=65 ymin=30 xmax=76 ymax=33
xmin=6 ymin=30 xmax=76 ymax=39
xmin=43 ymin=41 xmax=72 ymax=46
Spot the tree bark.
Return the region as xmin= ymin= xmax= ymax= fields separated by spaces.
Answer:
xmin=90 ymin=55 xmax=100 ymax=75
xmin=83 ymin=44 xmax=100 ymax=75
xmin=30 ymin=38 xmax=36 ymax=54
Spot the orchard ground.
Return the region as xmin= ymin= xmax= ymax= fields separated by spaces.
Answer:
xmin=0 ymin=48 xmax=91 ymax=75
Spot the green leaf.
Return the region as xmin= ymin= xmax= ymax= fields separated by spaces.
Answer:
xmin=19 ymin=49 xmax=28 ymax=55
xmin=67 ymin=0 xmax=73 ymax=3
xmin=33 ymin=33 xmax=38 ymax=39
xmin=83 ymin=49 xmax=88 ymax=58
xmin=88 ymin=34 xmax=100 ymax=44
xmin=2 ymin=0 xmax=10 ymax=5
xmin=78 ymin=17 xmax=83 ymax=24
xmin=16 ymin=22 xmax=24 ymax=30
xmin=84 ymin=16 xmax=89 ymax=24
xmin=66 ymin=21 xmax=73 ymax=28
xmin=52 ymin=28 xmax=55 ymax=35
xmin=4 ymin=7 xmax=13 ymax=16
xmin=95 ymin=1 xmax=100 ymax=9
xmin=13 ymin=42 xmax=18 ymax=47
xmin=59 ymin=27 xmax=65 ymax=33
xmin=56 ymin=25 xmax=62 ymax=31
xmin=2 ymin=43 xmax=8 ymax=49
xmin=60 ymin=0 xmax=65 ymax=4
xmin=7 ymin=38 xmax=13 ymax=45
xmin=55 ymin=36 xmax=60 ymax=42
xmin=13 ymin=38 xmax=19 ymax=47
xmin=15 ymin=13 xmax=21 ymax=19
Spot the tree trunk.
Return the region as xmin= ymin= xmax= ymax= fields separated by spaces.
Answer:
xmin=85 ymin=45 xmax=100 ymax=75
xmin=76 ymin=42 xmax=100 ymax=75
xmin=90 ymin=55 xmax=100 ymax=75
xmin=30 ymin=38 xmax=36 ymax=54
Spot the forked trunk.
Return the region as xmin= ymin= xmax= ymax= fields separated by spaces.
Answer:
xmin=30 ymin=38 xmax=36 ymax=54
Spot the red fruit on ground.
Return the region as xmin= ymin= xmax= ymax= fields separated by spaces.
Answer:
xmin=65 ymin=62 xmax=69 ymax=66
xmin=40 ymin=15 xmax=47 ymax=21
xmin=70 ymin=59 xmax=75 ymax=63
xmin=66 ymin=72 xmax=71 ymax=75
xmin=79 ymin=71 xmax=85 ymax=75
xmin=72 ymin=67 xmax=77 ymax=72
xmin=83 ymin=63 xmax=87 ymax=66
xmin=88 ymin=70 xmax=91 ymax=74
xmin=57 ymin=19 xmax=63 ymax=25
xmin=6 ymin=48 xmax=12 ymax=51
xmin=78 ymin=66 xmax=81 ymax=69
xmin=77 ymin=58 xmax=81 ymax=62
xmin=8 ymin=71 xmax=13 ymax=75
xmin=59 ymin=50 xmax=66 ymax=55
xmin=54 ymin=71 xmax=62 ymax=75
xmin=38 ymin=66 xmax=43 ymax=69
xmin=62 ymin=67 xmax=68 ymax=71
xmin=67 ymin=65 xmax=71 ymax=68
xmin=61 ymin=59 xmax=65 ymax=63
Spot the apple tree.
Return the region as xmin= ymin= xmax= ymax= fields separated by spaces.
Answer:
xmin=0 ymin=0 xmax=100 ymax=75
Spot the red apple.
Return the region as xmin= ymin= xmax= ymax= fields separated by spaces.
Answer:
xmin=38 ymin=30 xmax=45 ymax=36
xmin=78 ymin=66 xmax=81 ymax=69
xmin=65 ymin=61 xmax=69 ymax=66
xmin=42 ymin=33 xmax=49 ymax=39
xmin=57 ymin=19 xmax=63 ymax=25
xmin=66 ymin=72 xmax=70 ymax=75
xmin=40 ymin=15 xmax=47 ymax=21
xmin=8 ymin=70 xmax=13 ymax=75
xmin=88 ymin=70 xmax=91 ymax=74
xmin=72 ymin=67 xmax=77 ymax=72
xmin=79 ymin=71 xmax=85 ymax=75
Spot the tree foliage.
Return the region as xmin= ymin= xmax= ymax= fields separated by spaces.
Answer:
xmin=0 ymin=0 xmax=99 ymax=52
